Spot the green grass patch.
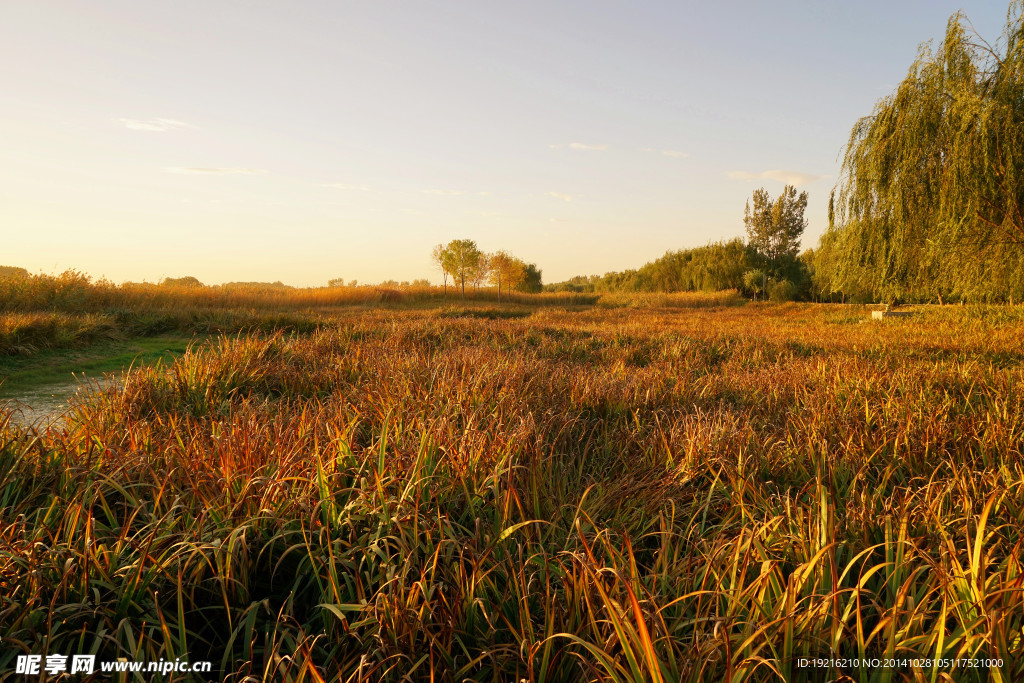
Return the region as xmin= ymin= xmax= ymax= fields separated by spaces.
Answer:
xmin=0 ymin=334 xmax=196 ymax=396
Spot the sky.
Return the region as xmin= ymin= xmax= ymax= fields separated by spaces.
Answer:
xmin=0 ymin=1 xmax=1014 ymax=286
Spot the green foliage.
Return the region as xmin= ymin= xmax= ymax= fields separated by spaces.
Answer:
xmin=516 ymin=263 xmax=543 ymax=293
xmin=767 ymin=278 xmax=798 ymax=302
xmin=545 ymin=199 xmax=814 ymax=300
xmin=436 ymin=239 xmax=484 ymax=297
xmin=831 ymin=1 xmax=1024 ymax=302
xmin=549 ymin=238 xmax=757 ymax=294
xmin=433 ymin=243 xmax=539 ymax=297
xmin=744 ymin=185 xmax=809 ymax=271
xmin=743 ymin=269 xmax=767 ymax=299
xmin=806 ymin=226 xmax=877 ymax=303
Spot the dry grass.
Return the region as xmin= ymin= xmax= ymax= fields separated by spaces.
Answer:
xmin=593 ymin=289 xmax=745 ymax=309
xmin=0 ymin=271 xmax=595 ymax=357
xmin=0 ymin=270 xmax=595 ymax=315
xmin=1 ymin=304 xmax=1022 ymax=681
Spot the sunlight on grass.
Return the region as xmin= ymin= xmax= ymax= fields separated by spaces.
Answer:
xmin=1 ymin=305 xmax=1021 ymax=681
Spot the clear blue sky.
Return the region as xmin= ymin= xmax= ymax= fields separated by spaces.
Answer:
xmin=0 ymin=1 xmax=1012 ymax=286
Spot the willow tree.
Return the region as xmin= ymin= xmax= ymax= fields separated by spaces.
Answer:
xmin=831 ymin=1 xmax=1024 ymax=302
xmin=517 ymin=263 xmax=543 ymax=293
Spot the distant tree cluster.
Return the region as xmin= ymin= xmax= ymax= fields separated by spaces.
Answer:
xmin=548 ymin=227 xmax=812 ymax=300
xmin=547 ymin=182 xmax=812 ymax=301
xmin=547 ymin=239 xmax=757 ymax=294
xmin=222 ymin=281 xmax=292 ymax=290
xmin=378 ymin=279 xmax=432 ymax=288
xmin=160 ymin=276 xmax=204 ymax=288
xmin=432 ymin=240 xmax=542 ymax=298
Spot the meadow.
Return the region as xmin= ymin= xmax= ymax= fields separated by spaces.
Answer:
xmin=1 ymin=283 xmax=1022 ymax=681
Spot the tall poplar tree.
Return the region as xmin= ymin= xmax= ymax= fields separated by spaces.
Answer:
xmin=744 ymin=185 xmax=808 ymax=272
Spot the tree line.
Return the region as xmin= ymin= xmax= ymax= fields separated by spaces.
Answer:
xmin=548 ymin=184 xmax=811 ymax=301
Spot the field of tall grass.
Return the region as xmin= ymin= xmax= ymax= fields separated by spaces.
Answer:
xmin=0 ymin=271 xmax=598 ymax=358
xmin=1 ymin=303 xmax=1022 ymax=681
xmin=0 ymin=270 xmax=596 ymax=315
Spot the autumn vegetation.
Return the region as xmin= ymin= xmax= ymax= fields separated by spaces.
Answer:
xmin=0 ymin=269 xmax=592 ymax=358
xmin=432 ymin=240 xmax=543 ymax=299
xmin=2 ymin=299 xmax=1023 ymax=681
xmin=2 ymin=4 xmax=1024 ymax=682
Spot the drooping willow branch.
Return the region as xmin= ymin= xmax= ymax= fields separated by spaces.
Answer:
xmin=828 ymin=2 xmax=1024 ymax=300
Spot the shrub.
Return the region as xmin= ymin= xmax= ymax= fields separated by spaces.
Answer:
xmin=768 ymin=278 xmax=798 ymax=302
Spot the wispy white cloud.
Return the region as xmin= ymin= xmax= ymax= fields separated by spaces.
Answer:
xmin=119 ymin=118 xmax=193 ymax=132
xmin=549 ymin=142 xmax=608 ymax=151
xmin=319 ymin=182 xmax=371 ymax=191
xmin=727 ymin=169 xmax=828 ymax=186
xmin=640 ymin=147 xmax=689 ymax=159
xmin=548 ymin=192 xmax=575 ymax=202
xmin=421 ymin=189 xmax=465 ymax=196
xmin=164 ymin=167 xmax=268 ymax=175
